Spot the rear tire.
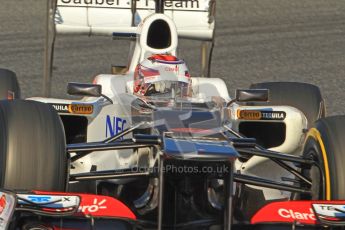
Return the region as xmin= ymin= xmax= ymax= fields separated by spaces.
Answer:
xmin=0 ymin=100 xmax=67 ymax=191
xmin=250 ymin=82 xmax=325 ymax=127
xmin=302 ymin=116 xmax=345 ymax=200
xmin=0 ymin=68 xmax=21 ymax=100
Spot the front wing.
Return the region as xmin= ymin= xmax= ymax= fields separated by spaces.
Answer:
xmin=1 ymin=189 xmax=345 ymax=229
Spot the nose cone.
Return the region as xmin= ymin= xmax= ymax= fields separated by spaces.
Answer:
xmin=163 ymin=137 xmax=239 ymax=161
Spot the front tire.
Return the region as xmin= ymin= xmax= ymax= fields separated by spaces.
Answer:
xmin=0 ymin=100 xmax=67 ymax=191
xmin=302 ymin=116 xmax=345 ymax=200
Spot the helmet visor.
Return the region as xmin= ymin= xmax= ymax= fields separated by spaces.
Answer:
xmin=143 ymin=81 xmax=190 ymax=98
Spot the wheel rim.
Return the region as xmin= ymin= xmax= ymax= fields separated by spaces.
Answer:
xmin=305 ymin=128 xmax=331 ymax=200
xmin=303 ymin=150 xmax=324 ymax=200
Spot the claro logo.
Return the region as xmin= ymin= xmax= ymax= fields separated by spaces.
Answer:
xmin=278 ymin=208 xmax=316 ymax=221
xmin=165 ymin=66 xmax=179 ymax=72
xmin=79 ymin=198 xmax=107 ymax=213
xmin=251 ymin=201 xmax=318 ymax=225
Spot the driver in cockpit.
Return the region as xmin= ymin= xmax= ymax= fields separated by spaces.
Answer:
xmin=133 ymin=54 xmax=192 ymax=98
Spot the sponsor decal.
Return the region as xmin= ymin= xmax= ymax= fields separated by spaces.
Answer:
xmin=49 ymin=103 xmax=93 ymax=115
xmin=60 ymin=0 xmax=117 ymax=5
xmin=69 ymin=104 xmax=93 ymax=114
xmin=50 ymin=103 xmax=69 ymax=113
xmin=237 ymin=110 xmax=261 ymax=120
xmin=76 ymin=194 xmax=136 ymax=219
xmin=278 ymin=208 xmax=316 ymax=221
xmin=237 ymin=110 xmax=286 ymax=120
xmin=58 ymin=0 xmax=203 ymax=11
xmin=78 ymin=198 xmax=107 ymax=213
xmin=33 ymin=191 xmax=136 ymax=219
xmin=18 ymin=194 xmax=80 ymax=211
xmin=251 ymin=201 xmax=317 ymax=225
xmin=312 ymin=203 xmax=345 ymax=221
xmin=27 ymin=195 xmax=52 ymax=203
xmin=252 ymin=201 xmax=345 ymax=225
xmin=165 ymin=66 xmax=179 ymax=72
xmin=261 ymin=111 xmax=286 ymax=120
xmin=106 ymin=115 xmax=127 ymax=138
xmin=0 ymin=195 xmax=6 ymax=215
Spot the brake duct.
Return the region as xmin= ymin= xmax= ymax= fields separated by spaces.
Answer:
xmin=133 ymin=178 xmax=159 ymax=215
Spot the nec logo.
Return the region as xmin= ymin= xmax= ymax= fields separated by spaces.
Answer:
xmin=106 ymin=115 xmax=127 ymax=138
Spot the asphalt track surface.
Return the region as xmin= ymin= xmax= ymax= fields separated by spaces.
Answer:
xmin=0 ymin=0 xmax=345 ymax=115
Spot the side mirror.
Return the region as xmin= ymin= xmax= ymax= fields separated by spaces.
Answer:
xmin=235 ymin=89 xmax=269 ymax=102
xmin=67 ymin=82 xmax=102 ymax=97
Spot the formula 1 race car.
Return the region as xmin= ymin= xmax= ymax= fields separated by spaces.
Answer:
xmin=1 ymin=0 xmax=345 ymax=229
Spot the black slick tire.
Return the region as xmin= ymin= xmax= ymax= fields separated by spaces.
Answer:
xmin=0 ymin=100 xmax=67 ymax=191
xmin=303 ymin=116 xmax=345 ymax=200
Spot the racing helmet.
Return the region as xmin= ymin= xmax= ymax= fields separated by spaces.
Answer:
xmin=133 ymin=54 xmax=191 ymax=97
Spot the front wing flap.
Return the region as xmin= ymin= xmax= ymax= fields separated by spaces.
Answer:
xmin=251 ymin=200 xmax=345 ymax=227
xmin=0 ymin=190 xmax=136 ymax=230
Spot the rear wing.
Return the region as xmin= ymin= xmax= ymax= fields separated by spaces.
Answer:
xmin=43 ymin=0 xmax=216 ymax=96
xmin=55 ymin=0 xmax=215 ymax=40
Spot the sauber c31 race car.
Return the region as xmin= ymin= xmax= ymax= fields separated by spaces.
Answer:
xmin=1 ymin=0 xmax=345 ymax=229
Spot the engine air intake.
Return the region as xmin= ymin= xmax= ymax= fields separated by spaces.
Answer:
xmin=147 ymin=20 xmax=171 ymax=49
